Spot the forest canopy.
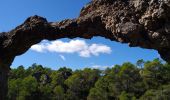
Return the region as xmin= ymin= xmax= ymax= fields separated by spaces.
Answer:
xmin=8 ymin=58 xmax=170 ymax=100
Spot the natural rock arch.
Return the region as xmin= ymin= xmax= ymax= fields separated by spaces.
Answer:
xmin=0 ymin=0 xmax=170 ymax=99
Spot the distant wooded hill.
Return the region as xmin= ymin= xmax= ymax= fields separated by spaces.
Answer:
xmin=8 ymin=58 xmax=170 ymax=100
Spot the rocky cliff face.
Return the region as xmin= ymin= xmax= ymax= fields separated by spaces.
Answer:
xmin=79 ymin=0 xmax=170 ymax=61
xmin=0 ymin=0 xmax=170 ymax=68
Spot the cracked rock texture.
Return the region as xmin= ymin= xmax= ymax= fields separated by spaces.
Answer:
xmin=0 ymin=0 xmax=170 ymax=69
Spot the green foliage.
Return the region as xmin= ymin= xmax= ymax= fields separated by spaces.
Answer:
xmin=140 ymin=85 xmax=170 ymax=100
xmin=8 ymin=76 xmax=38 ymax=100
xmin=65 ymin=68 xmax=100 ymax=100
xmin=136 ymin=59 xmax=145 ymax=68
xmin=8 ymin=58 xmax=170 ymax=100
xmin=87 ymin=88 xmax=108 ymax=100
xmin=119 ymin=91 xmax=130 ymax=100
xmin=141 ymin=58 xmax=165 ymax=89
xmin=53 ymin=85 xmax=65 ymax=100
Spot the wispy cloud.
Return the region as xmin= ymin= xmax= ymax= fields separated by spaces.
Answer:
xmin=91 ymin=65 xmax=108 ymax=69
xmin=91 ymin=64 xmax=115 ymax=69
xmin=59 ymin=55 xmax=66 ymax=61
xmin=31 ymin=39 xmax=112 ymax=57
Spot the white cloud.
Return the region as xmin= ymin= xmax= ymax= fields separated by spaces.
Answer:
xmin=31 ymin=44 xmax=45 ymax=53
xmin=91 ymin=65 xmax=108 ymax=69
xmin=89 ymin=44 xmax=111 ymax=56
xmin=59 ymin=55 xmax=66 ymax=61
xmin=31 ymin=39 xmax=112 ymax=57
xmin=46 ymin=40 xmax=88 ymax=53
xmin=79 ymin=50 xmax=91 ymax=57
xmin=91 ymin=65 xmax=114 ymax=69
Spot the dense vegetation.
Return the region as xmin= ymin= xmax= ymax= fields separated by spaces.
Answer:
xmin=8 ymin=58 xmax=170 ymax=100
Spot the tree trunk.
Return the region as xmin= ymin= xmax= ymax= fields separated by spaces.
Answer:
xmin=0 ymin=66 xmax=9 ymax=100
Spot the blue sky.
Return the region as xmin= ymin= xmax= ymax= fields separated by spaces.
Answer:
xmin=0 ymin=0 xmax=160 ymax=70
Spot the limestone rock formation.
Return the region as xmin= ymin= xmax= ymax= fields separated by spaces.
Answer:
xmin=0 ymin=0 xmax=170 ymax=99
